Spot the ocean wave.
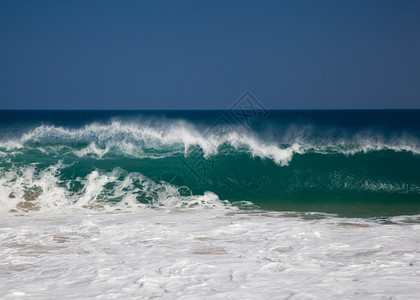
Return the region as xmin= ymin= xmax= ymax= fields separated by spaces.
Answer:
xmin=0 ymin=120 xmax=419 ymax=166
xmin=0 ymin=165 xmax=234 ymax=213
xmin=1 ymin=160 xmax=419 ymax=216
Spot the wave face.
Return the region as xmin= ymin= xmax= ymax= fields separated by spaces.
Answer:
xmin=1 ymin=110 xmax=420 ymax=216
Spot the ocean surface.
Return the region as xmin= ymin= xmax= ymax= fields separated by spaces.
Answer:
xmin=1 ymin=110 xmax=420 ymax=298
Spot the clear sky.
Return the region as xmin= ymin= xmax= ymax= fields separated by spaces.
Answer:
xmin=0 ymin=0 xmax=419 ymax=109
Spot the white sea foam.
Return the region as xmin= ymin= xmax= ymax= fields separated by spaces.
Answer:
xmin=0 ymin=208 xmax=419 ymax=299
xmin=0 ymin=163 xmax=70 ymax=212
xmin=0 ymin=165 xmax=231 ymax=214
xmin=74 ymin=142 xmax=111 ymax=158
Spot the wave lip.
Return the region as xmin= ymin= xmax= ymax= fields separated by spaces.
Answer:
xmin=0 ymin=121 xmax=304 ymax=165
xmin=1 ymin=120 xmax=419 ymax=166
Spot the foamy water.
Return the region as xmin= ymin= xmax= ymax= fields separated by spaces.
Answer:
xmin=1 ymin=207 xmax=419 ymax=299
xmin=1 ymin=110 xmax=420 ymax=298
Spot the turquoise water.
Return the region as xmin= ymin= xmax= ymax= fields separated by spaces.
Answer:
xmin=1 ymin=110 xmax=419 ymax=217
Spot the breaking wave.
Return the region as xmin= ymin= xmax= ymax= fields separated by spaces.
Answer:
xmin=1 ymin=120 xmax=419 ymax=166
xmin=1 ymin=111 xmax=419 ymax=216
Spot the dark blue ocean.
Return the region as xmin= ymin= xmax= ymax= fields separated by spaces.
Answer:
xmin=1 ymin=110 xmax=419 ymax=217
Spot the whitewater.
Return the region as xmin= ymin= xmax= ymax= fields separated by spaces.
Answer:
xmin=1 ymin=110 xmax=420 ymax=298
xmin=1 ymin=207 xmax=420 ymax=299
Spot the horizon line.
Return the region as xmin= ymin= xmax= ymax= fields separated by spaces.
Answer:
xmin=1 ymin=108 xmax=420 ymax=111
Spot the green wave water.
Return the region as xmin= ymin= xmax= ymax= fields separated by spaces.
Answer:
xmin=1 ymin=110 xmax=419 ymax=217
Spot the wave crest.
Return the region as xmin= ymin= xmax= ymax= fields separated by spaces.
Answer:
xmin=0 ymin=120 xmax=419 ymax=166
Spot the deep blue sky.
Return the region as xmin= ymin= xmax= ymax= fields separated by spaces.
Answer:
xmin=0 ymin=0 xmax=419 ymax=109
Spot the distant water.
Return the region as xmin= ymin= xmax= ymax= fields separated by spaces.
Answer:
xmin=1 ymin=110 xmax=419 ymax=217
